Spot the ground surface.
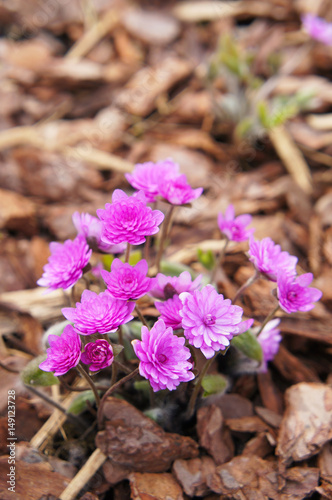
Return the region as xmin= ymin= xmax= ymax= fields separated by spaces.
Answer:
xmin=0 ymin=1 xmax=332 ymax=499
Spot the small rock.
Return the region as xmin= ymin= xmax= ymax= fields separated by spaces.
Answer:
xmin=122 ymin=9 xmax=180 ymax=46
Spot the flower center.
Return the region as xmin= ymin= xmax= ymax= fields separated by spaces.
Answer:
xmin=157 ymin=353 xmax=167 ymax=364
xmin=204 ymin=314 xmax=216 ymax=326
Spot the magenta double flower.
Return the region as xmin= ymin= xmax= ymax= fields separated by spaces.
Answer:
xmin=277 ymin=273 xmax=322 ymax=314
xmin=97 ymin=189 xmax=164 ymax=246
xmin=39 ymin=325 xmax=81 ymax=376
xmin=132 ymin=319 xmax=194 ymax=392
xmin=37 ymin=236 xmax=92 ymax=292
xmin=218 ymin=204 xmax=254 ymax=242
xmin=180 ymin=285 xmax=253 ymax=359
xmin=248 ymin=237 xmax=298 ymax=282
xmin=62 ymin=290 xmax=135 ymax=335
xmin=102 ymin=259 xmax=152 ymax=300
xmin=81 ymin=339 xmax=114 ymax=372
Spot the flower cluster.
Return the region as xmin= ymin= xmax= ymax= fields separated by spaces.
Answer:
xmin=38 ymin=156 xmax=322 ymax=402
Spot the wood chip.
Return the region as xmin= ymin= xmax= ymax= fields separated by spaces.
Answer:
xmin=196 ymin=405 xmax=234 ymax=465
xmin=129 ymin=472 xmax=184 ymax=500
xmin=172 ymin=457 xmax=216 ymax=497
xmin=276 ymin=382 xmax=332 ymax=464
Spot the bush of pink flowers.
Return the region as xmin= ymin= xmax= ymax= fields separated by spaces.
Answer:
xmin=36 ymin=158 xmax=322 ymax=419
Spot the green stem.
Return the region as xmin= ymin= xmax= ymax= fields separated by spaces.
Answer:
xmin=124 ymin=242 xmax=131 ymax=263
xmin=232 ymin=269 xmax=260 ymax=304
xmin=76 ymin=363 xmax=100 ymax=407
xmin=155 ymin=205 xmax=175 ymax=273
xmin=210 ymin=237 xmax=229 ymax=283
xmin=186 ymin=353 xmax=217 ymax=419
xmin=97 ymin=367 xmax=139 ymax=429
xmin=257 ymin=304 xmax=280 ymax=337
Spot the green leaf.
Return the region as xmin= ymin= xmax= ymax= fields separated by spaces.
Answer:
xmin=68 ymin=390 xmax=98 ymax=415
xmin=257 ymin=101 xmax=270 ymax=128
xmin=21 ymin=355 xmax=59 ymax=386
xmin=201 ymin=373 xmax=228 ymax=397
xmin=197 ymin=248 xmax=215 ymax=271
xmin=231 ymin=330 xmax=263 ymax=362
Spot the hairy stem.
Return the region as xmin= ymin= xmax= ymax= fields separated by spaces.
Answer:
xmin=97 ymin=367 xmax=139 ymax=428
xmin=186 ymin=353 xmax=217 ymax=419
xmin=135 ymin=304 xmax=149 ymax=327
xmin=257 ymin=304 xmax=280 ymax=337
xmin=155 ymin=205 xmax=175 ymax=273
xmin=124 ymin=242 xmax=131 ymax=263
xmin=232 ymin=269 xmax=260 ymax=304
xmin=210 ymin=237 xmax=229 ymax=283
xmin=76 ymin=363 xmax=100 ymax=407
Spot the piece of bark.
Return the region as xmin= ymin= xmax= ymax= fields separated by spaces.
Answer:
xmin=0 ymin=457 xmax=70 ymax=500
xmin=279 ymin=317 xmax=332 ymax=345
xmin=96 ymin=398 xmax=199 ymax=485
xmin=242 ymin=432 xmax=274 ymax=458
xmin=254 ymin=406 xmax=283 ymax=429
xmin=257 ymin=371 xmax=284 ymax=415
xmin=208 ymin=455 xmax=319 ymax=499
xmin=129 ymin=472 xmax=183 ymax=500
xmin=172 ymin=457 xmax=216 ymax=497
xmin=0 ymin=188 xmax=37 ymax=236
xmin=276 ymin=382 xmax=332 ymax=464
xmin=116 ymin=56 xmax=193 ymax=116
xmin=122 ymin=9 xmax=180 ymax=45
xmin=273 ymin=344 xmax=319 ymax=383
xmin=201 ymin=393 xmax=254 ymax=419
xmin=224 ymin=416 xmax=273 ymax=435
xmin=318 ymin=442 xmax=332 ymax=479
xmin=196 ymin=406 xmax=234 ymax=465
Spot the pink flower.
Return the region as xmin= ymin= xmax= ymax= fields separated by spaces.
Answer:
xmin=149 ymin=271 xmax=202 ymax=300
xmin=155 ymin=295 xmax=183 ymax=330
xmin=81 ymin=339 xmax=114 ymax=371
xmin=125 ymin=159 xmax=179 ymax=203
xmin=97 ymin=190 xmax=164 ymax=246
xmin=180 ymin=285 xmax=253 ymax=359
xmin=256 ymin=319 xmax=282 ymax=372
xmin=277 ymin=273 xmax=322 ymax=314
xmin=248 ymin=237 xmax=298 ymax=282
xmin=159 ymin=174 xmax=203 ymax=206
xmin=132 ymin=319 xmax=194 ymax=392
xmin=62 ymin=289 xmax=135 ymax=335
xmin=72 ymin=212 xmax=126 ymax=254
xmin=101 ymin=259 xmax=152 ymax=300
xmin=217 ymin=205 xmax=254 ymax=242
xmin=302 ymin=14 xmax=332 ymax=46
xmin=37 ymin=236 xmax=92 ymax=292
xmin=39 ymin=325 xmax=81 ymax=376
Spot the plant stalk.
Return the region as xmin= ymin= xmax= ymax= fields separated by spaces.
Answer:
xmin=155 ymin=205 xmax=175 ymax=273
xmin=185 ymin=353 xmax=217 ymax=419
xmin=232 ymin=269 xmax=260 ymax=304
xmin=76 ymin=363 xmax=100 ymax=407
xmin=256 ymin=304 xmax=280 ymax=337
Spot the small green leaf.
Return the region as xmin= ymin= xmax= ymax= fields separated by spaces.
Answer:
xmin=68 ymin=390 xmax=98 ymax=415
xmin=197 ymin=248 xmax=215 ymax=271
xmin=231 ymin=330 xmax=263 ymax=362
xmin=21 ymin=355 xmax=59 ymax=386
xmin=257 ymin=101 xmax=270 ymax=128
xmin=201 ymin=373 xmax=228 ymax=397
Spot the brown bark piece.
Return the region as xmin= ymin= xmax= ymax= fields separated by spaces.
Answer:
xmin=273 ymin=344 xmax=319 ymax=383
xmin=172 ymin=457 xmax=216 ymax=497
xmin=0 ymin=457 xmax=70 ymax=500
xmin=202 ymin=392 xmax=254 ymax=419
xmin=242 ymin=433 xmax=274 ymax=458
xmin=257 ymin=371 xmax=284 ymax=415
xmin=129 ymin=472 xmax=183 ymax=500
xmin=276 ymin=382 xmax=332 ymax=464
xmin=96 ymin=398 xmax=199 ymax=484
xmin=0 ymin=188 xmax=37 ymax=236
xmin=122 ymin=9 xmax=180 ymax=45
xmin=225 ymin=415 xmax=273 ymax=434
xmin=208 ymin=455 xmax=318 ymax=499
xmin=116 ymin=57 xmax=193 ymax=116
xmin=196 ymin=406 xmax=234 ymax=465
